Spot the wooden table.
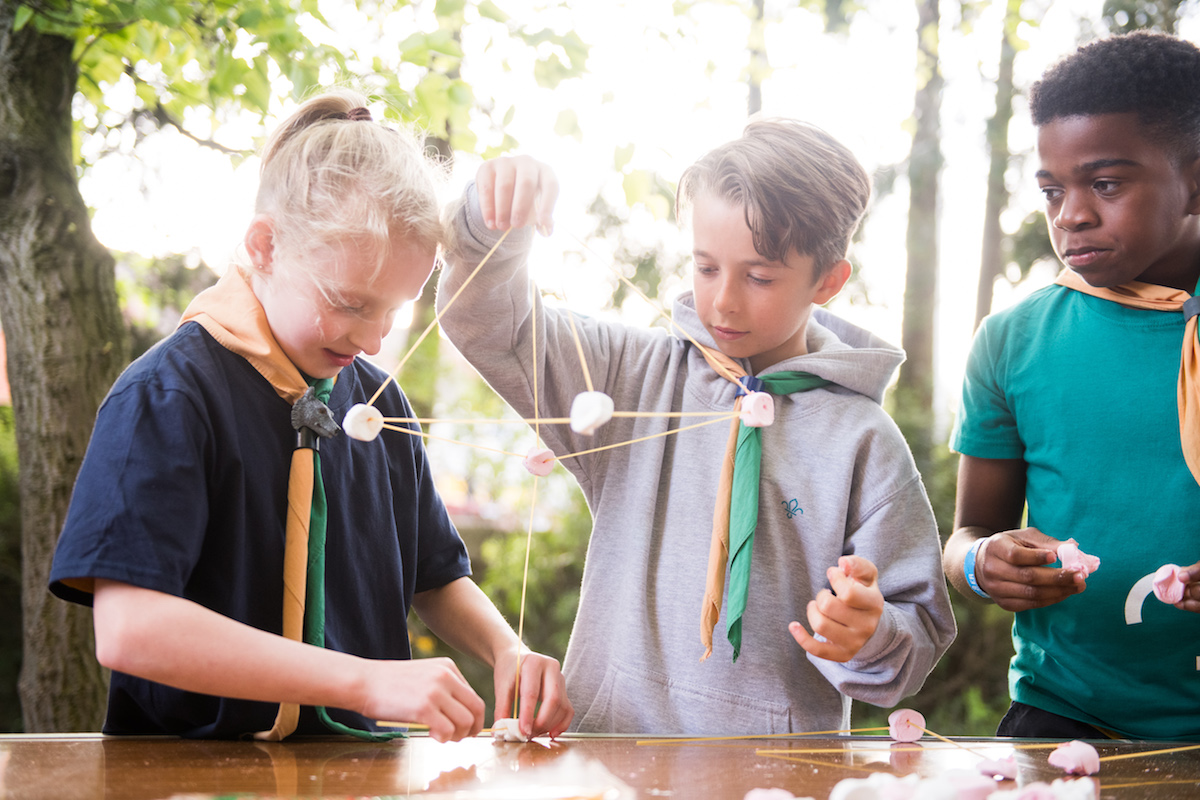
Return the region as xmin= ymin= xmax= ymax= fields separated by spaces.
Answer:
xmin=1 ymin=732 xmax=1197 ymax=799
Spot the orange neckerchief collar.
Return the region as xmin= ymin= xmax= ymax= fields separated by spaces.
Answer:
xmin=1055 ymin=269 xmax=1200 ymax=485
xmin=179 ymin=268 xmax=307 ymax=405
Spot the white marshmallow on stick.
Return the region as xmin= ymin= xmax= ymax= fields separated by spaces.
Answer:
xmin=739 ymin=391 xmax=775 ymax=427
xmin=523 ymin=446 xmax=556 ymax=477
xmin=343 ymin=403 xmax=384 ymax=442
xmin=570 ymin=391 xmax=614 ymax=435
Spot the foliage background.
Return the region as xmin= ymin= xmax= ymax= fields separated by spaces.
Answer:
xmin=0 ymin=0 xmax=1194 ymax=734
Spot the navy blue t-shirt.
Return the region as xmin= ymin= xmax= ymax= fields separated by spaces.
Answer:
xmin=50 ymin=322 xmax=471 ymax=738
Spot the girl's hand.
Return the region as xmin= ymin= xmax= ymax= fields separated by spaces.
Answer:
xmin=492 ymin=648 xmax=573 ymax=739
xmin=789 ymin=555 xmax=884 ymax=662
xmin=476 ymin=156 xmax=559 ymax=236
xmin=359 ymin=657 xmax=485 ymax=743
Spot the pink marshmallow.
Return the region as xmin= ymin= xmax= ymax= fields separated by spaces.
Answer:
xmin=739 ymin=392 xmax=775 ymax=427
xmin=522 ymin=446 xmax=556 ymax=477
xmin=1153 ymin=563 xmax=1186 ymax=604
xmin=887 ymin=708 xmax=925 ymax=743
xmin=1047 ymin=740 xmax=1099 ymax=776
xmin=1057 ymin=540 xmax=1100 ymax=579
xmin=978 ymin=754 xmax=1018 ymax=780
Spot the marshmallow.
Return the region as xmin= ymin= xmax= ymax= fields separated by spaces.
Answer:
xmin=523 ymin=446 xmax=556 ymax=477
xmin=1057 ymin=540 xmax=1100 ymax=579
xmin=1153 ymin=563 xmax=1186 ymax=604
xmin=887 ymin=708 xmax=925 ymax=743
xmin=1047 ymin=740 xmax=1099 ymax=776
xmin=744 ymin=790 xmax=806 ymax=800
xmin=570 ymin=391 xmax=614 ymax=435
xmin=490 ymin=717 xmax=528 ymax=742
xmin=978 ymin=754 xmax=1018 ymax=780
xmin=739 ymin=391 xmax=775 ymax=427
xmin=342 ymin=403 xmax=384 ymax=442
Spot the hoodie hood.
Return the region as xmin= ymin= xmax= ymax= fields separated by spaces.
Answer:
xmin=670 ymin=290 xmax=905 ymax=407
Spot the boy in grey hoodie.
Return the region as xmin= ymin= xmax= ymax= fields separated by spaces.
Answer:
xmin=439 ymin=120 xmax=955 ymax=735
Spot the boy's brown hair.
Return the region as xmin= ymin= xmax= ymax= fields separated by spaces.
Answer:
xmin=677 ymin=118 xmax=871 ymax=277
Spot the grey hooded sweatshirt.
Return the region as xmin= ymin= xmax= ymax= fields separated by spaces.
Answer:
xmin=439 ymin=187 xmax=955 ymax=735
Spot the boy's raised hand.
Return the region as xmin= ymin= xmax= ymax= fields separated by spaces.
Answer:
xmin=973 ymin=528 xmax=1084 ymax=612
xmin=789 ymin=555 xmax=884 ymax=663
xmin=476 ymin=156 xmax=558 ymax=237
xmin=493 ymin=648 xmax=574 ymax=739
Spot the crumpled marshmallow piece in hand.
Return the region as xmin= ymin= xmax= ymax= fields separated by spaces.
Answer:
xmin=490 ymin=717 xmax=528 ymax=743
xmin=887 ymin=708 xmax=925 ymax=743
xmin=342 ymin=403 xmax=384 ymax=442
xmin=1153 ymin=563 xmax=1186 ymax=604
xmin=1057 ymin=540 xmax=1100 ymax=579
xmin=1047 ymin=740 xmax=1099 ymax=776
xmin=569 ymin=391 xmax=614 ymax=435
xmin=978 ymin=754 xmax=1018 ymax=780
xmin=523 ymin=446 xmax=556 ymax=477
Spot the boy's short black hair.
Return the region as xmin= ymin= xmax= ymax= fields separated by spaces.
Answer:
xmin=1029 ymin=30 xmax=1200 ymax=160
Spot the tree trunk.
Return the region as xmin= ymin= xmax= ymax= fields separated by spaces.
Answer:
xmin=0 ymin=5 xmax=126 ymax=731
xmin=897 ymin=0 xmax=943 ymax=475
xmin=975 ymin=1 xmax=1018 ymax=329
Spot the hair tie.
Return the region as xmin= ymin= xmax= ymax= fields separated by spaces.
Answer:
xmin=346 ymin=107 xmax=372 ymax=122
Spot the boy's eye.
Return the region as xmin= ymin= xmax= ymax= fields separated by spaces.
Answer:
xmin=1039 ymin=185 xmax=1063 ymax=202
xmin=1093 ymin=179 xmax=1119 ymax=194
xmin=748 ymin=275 xmax=773 ymax=287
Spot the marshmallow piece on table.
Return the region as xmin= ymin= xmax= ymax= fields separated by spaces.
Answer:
xmin=523 ymin=446 xmax=556 ymax=477
xmin=570 ymin=391 xmax=614 ymax=435
xmin=490 ymin=717 xmax=528 ymax=743
xmin=1057 ymin=540 xmax=1100 ymax=579
xmin=1047 ymin=740 xmax=1100 ymax=776
xmin=1153 ymin=563 xmax=1186 ymax=604
xmin=739 ymin=391 xmax=775 ymax=427
xmin=887 ymin=708 xmax=925 ymax=743
xmin=342 ymin=403 xmax=384 ymax=442
xmin=743 ymin=790 xmax=806 ymax=800
xmin=978 ymin=754 xmax=1018 ymax=780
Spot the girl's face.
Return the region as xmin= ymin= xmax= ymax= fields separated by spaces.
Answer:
xmin=690 ymin=192 xmax=848 ymax=374
xmin=248 ymin=220 xmax=436 ymax=379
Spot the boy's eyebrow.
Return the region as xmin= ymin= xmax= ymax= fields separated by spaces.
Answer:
xmin=692 ymin=248 xmax=791 ymax=268
xmin=1035 ymin=157 xmax=1142 ymax=179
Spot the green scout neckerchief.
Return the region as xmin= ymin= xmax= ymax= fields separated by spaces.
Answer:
xmin=180 ymin=270 xmax=403 ymax=741
xmin=698 ymin=345 xmax=831 ymax=662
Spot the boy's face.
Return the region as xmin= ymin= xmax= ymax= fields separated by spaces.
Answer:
xmin=1036 ymin=112 xmax=1200 ymax=291
xmin=690 ymin=192 xmax=846 ymax=374
xmin=252 ymin=224 xmax=436 ymax=379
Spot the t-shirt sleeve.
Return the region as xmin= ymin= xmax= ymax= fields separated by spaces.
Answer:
xmin=50 ymin=377 xmax=212 ymax=606
xmin=950 ymin=314 xmax=1024 ymax=459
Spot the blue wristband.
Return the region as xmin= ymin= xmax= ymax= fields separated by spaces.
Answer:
xmin=964 ymin=537 xmax=991 ymax=599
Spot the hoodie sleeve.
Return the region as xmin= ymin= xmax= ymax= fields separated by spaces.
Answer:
xmin=438 ymin=183 xmax=668 ymax=492
xmin=808 ymin=468 xmax=957 ymax=708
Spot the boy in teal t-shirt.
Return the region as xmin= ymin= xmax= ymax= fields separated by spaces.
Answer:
xmin=947 ymin=30 xmax=1200 ymax=740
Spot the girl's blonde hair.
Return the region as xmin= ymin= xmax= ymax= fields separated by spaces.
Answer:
xmin=253 ymin=88 xmax=444 ymax=291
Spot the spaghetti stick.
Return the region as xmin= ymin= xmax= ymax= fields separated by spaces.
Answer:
xmin=636 ymin=726 xmax=888 ymax=746
xmin=382 ymin=424 xmax=525 ymax=458
xmin=380 ymin=410 xmax=733 ymax=426
xmin=564 ymin=309 xmax=595 ymax=392
xmin=913 ymin=724 xmax=993 ymax=760
xmin=1098 ymin=743 xmax=1200 ymax=762
xmin=369 ymin=228 xmax=512 ymax=406
xmin=511 ymin=477 xmax=539 ymax=720
xmin=570 ymin=234 xmax=741 ymax=386
xmin=374 ymin=721 xmax=430 ymax=730
xmin=558 ymin=414 xmax=739 ymax=460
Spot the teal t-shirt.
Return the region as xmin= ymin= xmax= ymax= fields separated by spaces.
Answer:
xmin=953 ymin=284 xmax=1200 ymax=740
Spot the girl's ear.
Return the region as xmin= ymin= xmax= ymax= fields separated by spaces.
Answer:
xmin=244 ymin=215 xmax=277 ymax=274
xmin=813 ymin=259 xmax=852 ymax=306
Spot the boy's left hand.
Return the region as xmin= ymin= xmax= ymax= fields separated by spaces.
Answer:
xmin=475 ymin=155 xmax=558 ymax=236
xmin=789 ymin=555 xmax=884 ymax=663
xmin=1175 ymin=560 xmax=1200 ymax=614
xmin=493 ymin=648 xmax=574 ymax=739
